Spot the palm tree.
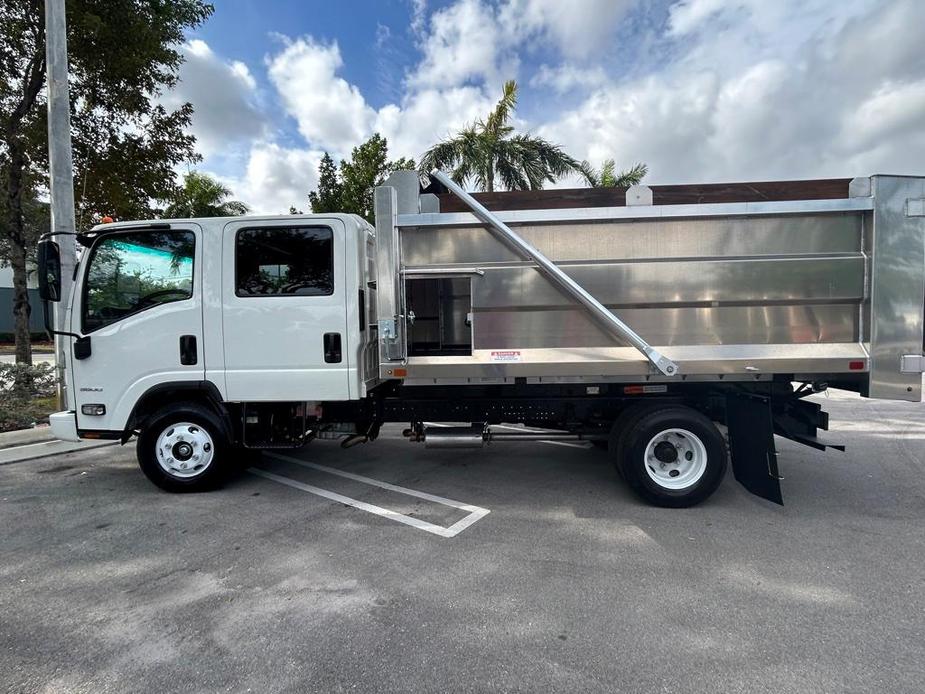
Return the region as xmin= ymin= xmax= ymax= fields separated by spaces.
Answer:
xmin=579 ymin=159 xmax=648 ymax=188
xmin=163 ymin=171 xmax=249 ymax=218
xmin=420 ymin=80 xmax=583 ymax=192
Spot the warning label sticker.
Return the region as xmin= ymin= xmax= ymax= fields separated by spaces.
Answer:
xmin=490 ymin=350 xmax=522 ymax=362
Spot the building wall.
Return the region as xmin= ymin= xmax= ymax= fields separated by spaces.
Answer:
xmin=0 ymin=266 xmax=46 ymax=335
xmin=0 ymin=288 xmax=46 ymax=334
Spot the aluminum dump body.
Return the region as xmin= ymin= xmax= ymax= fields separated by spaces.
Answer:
xmin=374 ymin=174 xmax=925 ymax=402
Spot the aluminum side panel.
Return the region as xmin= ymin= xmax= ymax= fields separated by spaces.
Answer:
xmin=868 ymin=176 xmax=925 ymax=401
xmin=474 ymin=304 xmax=859 ymax=349
xmin=473 ymin=257 xmax=864 ymax=309
xmin=401 ymin=214 xmax=863 ymax=266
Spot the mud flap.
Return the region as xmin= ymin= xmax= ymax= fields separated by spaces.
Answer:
xmin=726 ymin=393 xmax=783 ymax=505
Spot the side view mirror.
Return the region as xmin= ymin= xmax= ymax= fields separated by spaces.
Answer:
xmin=38 ymin=239 xmax=62 ymax=302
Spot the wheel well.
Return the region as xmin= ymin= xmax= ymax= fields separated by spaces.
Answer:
xmin=125 ymin=382 xmax=232 ymax=442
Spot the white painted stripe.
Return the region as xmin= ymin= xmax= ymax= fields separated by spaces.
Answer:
xmin=255 ymin=453 xmax=490 ymax=538
xmin=537 ymin=439 xmax=592 ymax=449
xmin=491 ymin=423 xmax=566 ymax=434
xmin=490 ymin=423 xmax=591 ymax=448
xmin=267 ymin=452 xmax=484 ymax=512
xmin=442 ymin=507 xmax=491 ymax=536
xmin=249 ymin=468 xmax=461 ymax=537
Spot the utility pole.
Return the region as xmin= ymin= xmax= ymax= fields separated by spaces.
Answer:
xmin=45 ymin=0 xmax=77 ymax=409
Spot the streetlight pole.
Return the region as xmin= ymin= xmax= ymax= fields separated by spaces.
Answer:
xmin=45 ymin=0 xmax=77 ymax=409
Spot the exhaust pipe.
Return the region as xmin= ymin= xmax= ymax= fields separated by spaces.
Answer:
xmin=423 ymin=425 xmax=486 ymax=449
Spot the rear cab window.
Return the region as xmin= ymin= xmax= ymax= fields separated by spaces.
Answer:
xmin=235 ymin=226 xmax=334 ymax=297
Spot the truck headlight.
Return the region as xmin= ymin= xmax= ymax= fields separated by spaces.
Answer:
xmin=81 ymin=404 xmax=106 ymax=416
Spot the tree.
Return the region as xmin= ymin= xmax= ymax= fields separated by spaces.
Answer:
xmin=579 ymin=159 xmax=648 ymax=188
xmin=0 ymin=0 xmax=212 ymax=364
xmin=420 ymin=80 xmax=582 ymax=193
xmin=307 ymin=153 xmax=341 ymax=214
xmin=308 ymin=134 xmax=416 ymax=223
xmin=0 ymin=176 xmax=48 ymax=357
xmin=163 ymin=171 xmax=249 ymax=218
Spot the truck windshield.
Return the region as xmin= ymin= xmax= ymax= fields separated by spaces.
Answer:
xmin=82 ymin=230 xmax=195 ymax=332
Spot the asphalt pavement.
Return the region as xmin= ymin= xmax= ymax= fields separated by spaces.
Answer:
xmin=1 ymin=389 xmax=924 ymax=693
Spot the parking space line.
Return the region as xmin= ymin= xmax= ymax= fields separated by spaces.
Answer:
xmin=491 ymin=424 xmax=565 ymax=433
xmin=251 ymin=453 xmax=490 ymax=538
xmin=491 ymin=423 xmax=593 ymax=448
xmin=538 ymin=440 xmax=593 ymax=449
xmin=266 ymin=453 xmax=484 ymax=511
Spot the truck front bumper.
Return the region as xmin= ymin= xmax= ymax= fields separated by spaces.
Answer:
xmin=50 ymin=411 xmax=81 ymax=442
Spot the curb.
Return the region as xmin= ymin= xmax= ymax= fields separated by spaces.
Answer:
xmin=0 ymin=439 xmax=120 ymax=466
xmin=0 ymin=426 xmax=55 ymax=450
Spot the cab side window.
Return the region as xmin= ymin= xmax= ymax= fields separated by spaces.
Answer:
xmin=83 ymin=230 xmax=195 ymax=333
xmin=235 ymin=226 xmax=334 ymax=297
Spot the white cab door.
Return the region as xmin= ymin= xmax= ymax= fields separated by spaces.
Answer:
xmin=221 ymin=219 xmax=349 ymax=401
xmin=72 ymin=225 xmax=204 ymax=432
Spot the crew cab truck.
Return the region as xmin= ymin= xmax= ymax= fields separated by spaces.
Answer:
xmin=38 ymin=171 xmax=925 ymax=507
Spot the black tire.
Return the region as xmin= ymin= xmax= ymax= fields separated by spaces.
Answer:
xmin=136 ymin=402 xmax=232 ymax=493
xmin=607 ymin=403 xmax=662 ymax=478
xmin=618 ymin=406 xmax=726 ymax=508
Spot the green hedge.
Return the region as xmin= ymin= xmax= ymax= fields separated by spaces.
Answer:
xmin=0 ymin=363 xmax=57 ymax=432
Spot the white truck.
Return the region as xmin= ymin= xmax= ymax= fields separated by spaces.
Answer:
xmin=37 ymin=171 xmax=925 ymax=507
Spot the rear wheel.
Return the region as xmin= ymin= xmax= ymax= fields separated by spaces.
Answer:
xmin=608 ymin=403 xmax=662 ymax=478
xmin=137 ymin=402 xmax=231 ymax=492
xmin=617 ymin=406 xmax=726 ymax=507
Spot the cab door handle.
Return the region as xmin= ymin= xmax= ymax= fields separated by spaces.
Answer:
xmin=323 ymin=333 xmax=342 ymax=363
xmin=180 ymin=335 xmax=197 ymax=365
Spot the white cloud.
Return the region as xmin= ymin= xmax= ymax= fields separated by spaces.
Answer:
xmin=409 ymin=0 xmax=633 ymax=88
xmin=499 ymin=0 xmax=634 ymax=59
xmin=172 ymin=0 xmax=925 ymax=212
xmin=410 ymin=0 xmax=428 ymax=36
xmin=540 ymin=0 xmax=925 ymax=183
xmin=667 ymin=0 xmax=731 ymax=36
xmin=410 ymin=0 xmax=511 ymax=89
xmin=264 ymin=31 xmax=498 ymax=163
xmin=845 ymin=81 xmax=925 ymax=151
xmin=221 ymin=143 xmax=325 ymax=215
xmin=531 ymin=64 xmax=609 ymax=93
xmin=374 ymin=86 xmax=496 ymax=161
xmin=267 ymin=38 xmax=375 ymax=156
xmin=541 ymin=71 xmax=722 ymax=184
xmin=216 ymin=34 xmax=497 ymax=212
xmin=162 ymin=40 xmax=265 ymax=158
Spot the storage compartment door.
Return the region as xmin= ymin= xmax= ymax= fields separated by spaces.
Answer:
xmin=406 ymin=277 xmax=472 ymax=356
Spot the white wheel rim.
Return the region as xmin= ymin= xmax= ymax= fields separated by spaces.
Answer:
xmin=155 ymin=421 xmax=215 ymax=479
xmin=643 ymin=427 xmax=707 ymax=491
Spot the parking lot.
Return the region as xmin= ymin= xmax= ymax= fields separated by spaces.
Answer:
xmin=2 ymin=389 xmax=925 ymax=693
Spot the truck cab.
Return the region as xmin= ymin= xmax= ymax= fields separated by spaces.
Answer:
xmin=46 ymin=213 xmax=374 ymax=469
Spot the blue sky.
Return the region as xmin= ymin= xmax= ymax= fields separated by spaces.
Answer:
xmin=197 ymin=1 xmax=433 ymax=108
xmin=163 ymin=0 xmax=925 ymax=212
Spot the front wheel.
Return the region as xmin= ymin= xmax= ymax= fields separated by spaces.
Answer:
xmin=137 ymin=402 xmax=231 ymax=492
xmin=618 ymin=406 xmax=726 ymax=508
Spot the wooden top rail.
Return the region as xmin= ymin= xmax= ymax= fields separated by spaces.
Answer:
xmin=434 ymin=178 xmax=853 ymax=212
